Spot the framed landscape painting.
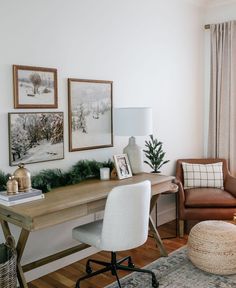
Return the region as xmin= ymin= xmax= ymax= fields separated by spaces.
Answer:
xmin=9 ymin=112 xmax=64 ymax=166
xmin=68 ymin=78 xmax=113 ymax=151
xmin=13 ymin=65 xmax=58 ymax=108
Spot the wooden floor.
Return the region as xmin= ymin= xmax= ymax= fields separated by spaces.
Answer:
xmin=28 ymin=222 xmax=188 ymax=288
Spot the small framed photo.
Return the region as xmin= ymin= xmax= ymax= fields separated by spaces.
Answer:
xmin=9 ymin=112 xmax=64 ymax=166
xmin=113 ymin=154 xmax=132 ymax=179
xmin=13 ymin=65 xmax=58 ymax=108
xmin=68 ymin=78 xmax=113 ymax=151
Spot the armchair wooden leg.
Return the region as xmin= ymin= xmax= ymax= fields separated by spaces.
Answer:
xmin=179 ymin=220 xmax=184 ymax=238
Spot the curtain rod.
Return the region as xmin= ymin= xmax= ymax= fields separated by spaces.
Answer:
xmin=205 ymin=24 xmax=210 ymax=30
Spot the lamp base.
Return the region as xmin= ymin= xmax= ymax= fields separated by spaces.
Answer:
xmin=123 ymin=136 xmax=143 ymax=174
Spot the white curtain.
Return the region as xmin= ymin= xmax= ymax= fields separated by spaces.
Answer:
xmin=208 ymin=21 xmax=236 ymax=175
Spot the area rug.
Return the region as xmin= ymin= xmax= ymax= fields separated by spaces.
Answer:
xmin=105 ymin=247 xmax=236 ymax=288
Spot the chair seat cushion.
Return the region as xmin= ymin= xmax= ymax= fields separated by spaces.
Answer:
xmin=72 ymin=220 xmax=103 ymax=249
xmin=185 ymin=188 xmax=236 ymax=207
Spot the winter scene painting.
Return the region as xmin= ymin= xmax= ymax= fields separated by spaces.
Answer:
xmin=13 ymin=65 xmax=58 ymax=108
xmin=68 ymin=79 xmax=113 ymax=151
xmin=9 ymin=112 xmax=64 ymax=166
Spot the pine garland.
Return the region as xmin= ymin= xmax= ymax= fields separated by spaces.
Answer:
xmin=0 ymin=160 xmax=114 ymax=193
xmin=0 ymin=171 xmax=10 ymax=191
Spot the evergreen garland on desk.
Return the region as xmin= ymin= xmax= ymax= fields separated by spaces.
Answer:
xmin=31 ymin=169 xmax=68 ymax=193
xmin=0 ymin=160 xmax=114 ymax=193
xmin=0 ymin=171 xmax=9 ymax=191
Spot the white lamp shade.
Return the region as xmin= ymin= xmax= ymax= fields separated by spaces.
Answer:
xmin=114 ymin=107 xmax=153 ymax=136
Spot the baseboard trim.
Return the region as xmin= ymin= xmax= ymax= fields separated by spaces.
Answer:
xmin=25 ymin=246 xmax=99 ymax=282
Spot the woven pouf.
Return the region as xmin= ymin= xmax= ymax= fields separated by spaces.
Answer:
xmin=187 ymin=220 xmax=236 ymax=275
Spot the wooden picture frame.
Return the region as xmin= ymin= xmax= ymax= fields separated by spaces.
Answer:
xmin=13 ymin=65 xmax=58 ymax=108
xmin=9 ymin=112 xmax=64 ymax=166
xmin=113 ymin=154 xmax=132 ymax=179
xmin=68 ymin=78 xmax=113 ymax=151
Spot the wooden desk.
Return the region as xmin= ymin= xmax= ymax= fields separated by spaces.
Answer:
xmin=0 ymin=173 xmax=177 ymax=288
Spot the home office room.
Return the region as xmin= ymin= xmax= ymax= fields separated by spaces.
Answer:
xmin=0 ymin=0 xmax=236 ymax=287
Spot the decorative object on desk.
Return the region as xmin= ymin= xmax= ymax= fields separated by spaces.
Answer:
xmin=6 ymin=176 xmax=18 ymax=195
xmin=13 ymin=64 xmax=58 ymax=109
xmin=0 ymin=194 xmax=44 ymax=206
xmin=0 ymin=188 xmax=42 ymax=201
xmin=114 ymin=107 xmax=152 ymax=174
xmin=143 ymin=134 xmax=169 ymax=173
xmin=68 ymin=78 xmax=113 ymax=152
xmin=8 ymin=112 xmax=64 ymax=166
xmin=68 ymin=159 xmax=114 ymax=184
xmin=0 ymin=160 xmax=114 ymax=193
xmin=0 ymin=188 xmax=44 ymax=206
xmin=31 ymin=159 xmax=114 ymax=192
xmin=13 ymin=163 xmax=31 ymax=192
xmin=113 ymin=154 xmax=132 ymax=179
xmin=31 ymin=168 xmax=67 ymax=193
xmin=100 ymin=167 xmax=110 ymax=180
xmin=110 ymin=168 xmax=118 ymax=179
xmin=0 ymin=171 xmax=9 ymax=192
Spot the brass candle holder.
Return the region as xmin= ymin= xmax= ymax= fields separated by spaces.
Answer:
xmin=13 ymin=163 xmax=31 ymax=192
xmin=7 ymin=175 xmax=19 ymax=195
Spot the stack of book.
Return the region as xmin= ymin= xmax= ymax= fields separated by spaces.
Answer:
xmin=0 ymin=189 xmax=44 ymax=206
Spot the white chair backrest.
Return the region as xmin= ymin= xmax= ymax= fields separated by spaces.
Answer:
xmin=100 ymin=180 xmax=151 ymax=251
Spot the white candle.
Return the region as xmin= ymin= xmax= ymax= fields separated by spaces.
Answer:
xmin=100 ymin=167 xmax=110 ymax=180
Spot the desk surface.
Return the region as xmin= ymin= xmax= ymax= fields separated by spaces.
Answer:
xmin=0 ymin=173 xmax=175 ymax=232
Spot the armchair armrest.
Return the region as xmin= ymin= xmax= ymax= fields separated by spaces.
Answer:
xmin=174 ymin=177 xmax=185 ymax=204
xmin=225 ymin=174 xmax=236 ymax=197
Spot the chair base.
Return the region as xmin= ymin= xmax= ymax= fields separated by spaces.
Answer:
xmin=76 ymin=251 xmax=159 ymax=288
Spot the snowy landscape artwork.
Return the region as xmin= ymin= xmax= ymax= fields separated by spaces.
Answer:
xmin=9 ymin=112 xmax=64 ymax=166
xmin=13 ymin=65 xmax=57 ymax=108
xmin=68 ymin=79 xmax=113 ymax=151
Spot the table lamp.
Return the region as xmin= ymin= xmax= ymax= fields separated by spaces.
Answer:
xmin=114 ymin=107 xmax=153 ymax=174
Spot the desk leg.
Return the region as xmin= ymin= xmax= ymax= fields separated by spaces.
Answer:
xmin=17 ymin=229 xmax=30 ymax=288
xmin=1 ymin=219 xmax=11 ymax=238
xmin=149 ymin=195 xmax=168 ymax=257
xmin=1 ymin=220 xmax=29 ymax=288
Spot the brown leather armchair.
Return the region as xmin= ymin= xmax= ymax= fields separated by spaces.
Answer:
xmin=176 ymin=158 xmax=236 ymax=237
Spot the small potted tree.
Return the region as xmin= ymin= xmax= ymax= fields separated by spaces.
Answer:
xmin=143 ymin=135 xmax=169 ymax=173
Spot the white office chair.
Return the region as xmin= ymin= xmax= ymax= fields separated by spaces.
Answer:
xmin=72 ymin=180 xmax=159 ymax=288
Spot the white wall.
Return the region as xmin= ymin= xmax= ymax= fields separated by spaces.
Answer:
xmin=205 ymin=1 xmax=236 ymax=23
xmin=0 ymin=0 xmax=205 ymax=281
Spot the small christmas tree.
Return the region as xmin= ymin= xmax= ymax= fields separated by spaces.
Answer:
xmin=143 ymin=135 xmax=169 ymax=173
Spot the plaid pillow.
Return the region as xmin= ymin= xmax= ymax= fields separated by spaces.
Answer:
xmin=182 ymin=162 xmax=224 ymax=189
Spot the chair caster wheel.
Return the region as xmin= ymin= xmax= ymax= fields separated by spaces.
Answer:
xmin=86 ymin=265 xmax=92 ymax=274
xmin=128 ymin=262 xmax=135 ymax=268
xmin=152 ymin=276 xmax=159 ymax=288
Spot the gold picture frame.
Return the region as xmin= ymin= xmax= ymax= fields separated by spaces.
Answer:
xmin=68 ymin=78 xmax=113 ymax=151
xmin=113 ymin=154 xmax=132 ymax=179
xmin=13 ymin=65 xmax=58 ymax=108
